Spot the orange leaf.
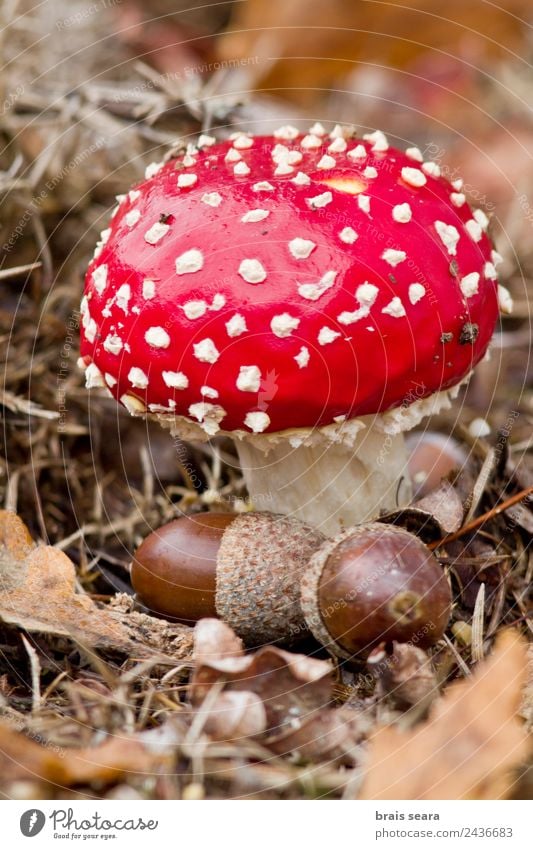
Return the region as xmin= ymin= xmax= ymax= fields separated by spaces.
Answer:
xmin=359 ymin=630 xmax=530 ymax=799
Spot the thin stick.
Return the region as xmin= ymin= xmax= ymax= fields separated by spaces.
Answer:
xmin=429 ymin=485 xmax=533 ymax=550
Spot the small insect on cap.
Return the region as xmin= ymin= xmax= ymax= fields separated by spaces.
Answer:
xmin=79 ymin=126 xmax=502 ymax=439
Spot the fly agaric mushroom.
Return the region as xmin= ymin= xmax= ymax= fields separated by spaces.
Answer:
xmin=79 ymin=126 xmax=506 ymax=534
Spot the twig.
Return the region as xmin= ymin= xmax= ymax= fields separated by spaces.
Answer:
xmin=430 ymin=485 xmax=533 ymax=550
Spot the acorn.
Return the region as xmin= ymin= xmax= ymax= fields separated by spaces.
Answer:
xmin=131 ymin=512 xmax=325 ymax=645
xmin=405 ymin=431 xmax=468 ymax=499
xmin=300 ymin=523 xmax=452 ymax=659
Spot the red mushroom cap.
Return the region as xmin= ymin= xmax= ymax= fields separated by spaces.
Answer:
xmin=79 ymin=127 xmax=500 ymax=435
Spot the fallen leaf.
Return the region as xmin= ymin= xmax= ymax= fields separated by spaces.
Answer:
xmin=190 ymin=619 xmax=333 ymax=730
xmin=266 ymin=707 xmax=370 ymax=765
xmin=201 ymin=691 xmax=267 ymax=741
xmin=0 ymin=511 xmax=192 ymax=660
xmin=359 ymin=630 xmax=530 ymax=799
xmin=0 ymin=720 xmax=173 ymax=788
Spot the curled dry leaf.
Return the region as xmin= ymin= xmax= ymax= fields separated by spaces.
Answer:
xmin=0 ymin=511 xmax=192 ymax=659
xmin=359 ymin=630 xmax=530 ymax=800
xmin=0 ymin=720 xmax=173 ymax=789
xmin=190 ymin=619 xmax=333 ymax=730
xmin=201 ymin=691 xmax=267 ymax=741
xmin=266 ymin=707 xmax=371 ymax=765
xmin=367 ymin=642 xmax=438 ymax=711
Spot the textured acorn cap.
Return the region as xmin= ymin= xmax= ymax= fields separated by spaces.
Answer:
xmin=215 ymin=512 xmax=325 ymax=646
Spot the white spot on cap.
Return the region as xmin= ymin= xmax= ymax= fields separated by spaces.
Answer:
xmin=300 ymin=134 xmax=322 ymax=149
xmin=292 ymin=171 xmax=311 ymax=186
xmin=103 ymin=333 xmax=123 ymax=355
xmin=121 ymin=394 xmax=147 ymax=414
xmin=271 ymin=313 xmax=300 ymax=337
xmin=177 ymin=173 xmax=197 ymax=188
xmin=339 ymin=227 xmax=358 ymax=244
xmin=201 ymin=385 xmax=219 ymax=399
xmin=183 ymin=300 xmax=208 ymax=319
xmin=92 ymin=265 xmax=108 ymax=294
xmin=237 ymin=365 xmax=261 ymax=392
xmin=253 ymin=181 xmax=275 ymax=192
xmin=473 ymin=208 xmax=490 ymax=231
xmin=309 ymin=122 xmax=326 ymax=136
xmin=382 ymin=296 xmax=406 ymax=318
xmin=241 ymin=209 xmax=270 ymax=223
xmin=144 ymin=221 xmax=170 ymax=244
xmin=409 ymin=283 xmax=426 ymax=304
xmin=484 ymin=261 xmax=497 ymax=280
xmin=289 ymin=237 xmax=316 ymax=259
xmin=84 ymin=318 xmax=97 ymax=344
xmin=465 ymin=219 xmax=483 ymax=242
xmin=317 ymin=154 xmax=336 ymax=170
xmin=176 ymin=248 xmax=204 ymax=275
xmin=298 ymin=270 xmax=337 ymax=301
xmin=405 ymin=147 xmax=423 ymax=162
xmin=125 ymin=209 xmax=141 ymax=227
xmin=347 ymin=144 xmax=366 ymax=160
xmin=392 ymin=203 xmax=412 ymax=223
xmin=363 ymin=166 xmax=378 ymax=178
xmin=145 ymin=326 xmax=170 ymax=348
xmin=198 ymin=134 xmax=216 ymax=148
xmin=128 ymin=367 xmax=149 ymax=389
xmin=238 ymin=258 xmax=267 ymax=284
xmin=105 ymin=373 xmax=117 ymax=387
xmin=328 ymin=137 xmax=347 ymax=153
xmin=189 ymin=403 xmax=226 ymax=435
xmin=193 ymin=338 xmax=219 ymax=363
xmin=226 ymin=314 xmax=247 ymax=337
xmin=435 ymin=220 xmax=460 ymax=255
xmin=233 ymin=134 xmax=253 ymax=149
xmin=450 ymin=192 xmax=466 ymax=207
xmin=358 ymin=194 xmax=371 ymax=214
xmin=182 ymin=153 xmax=196 ymax=167
xmin=128 ymin=190 xmax=141 ymax=203
xmin=201 ymin=192 xmax=223 ymax=207
xmin=274 ymin=125 xmax=300 ymax=140
xmin=337 ymin=282 xmax=379 ymax=324
xmin=329 ymin=124 xmax=346 ymax=139
xmin=422 ymin=161 xmax=441 ymax=178
xmin=116 ymin=283 xmax=131 ymax=313
xmin=491 ymin=250 xmax=504 ymax=267
xmin=144 ymin=161 xmax=163 ymax=179
xmin=294 ymin=346 xmax=310 ymax=368
xmin=452 ymin=178 xmax=464 ymax=190
xmin=363 ymin=129 xmax=389 ymax=151
xmin=85 ymin=363 xmax=105 ymax=389
xmin=234 ymin=161 xmax=251 ymax=176
xmin=163 ymin=371 xmax=188 ymax=389
xmin=318 ymin=327 xmax=341 ymax=345
xmin=274 ymin=161 xmax=294 ymax=176
xmin=460 ymin=272 xmax=480 ymax=298
xmin=244 ymin=411 xmax=270 ymax=432
xmin=142 ymin=279 xmax=156 ymax=300
xmin=381 ymin=248 xmax=406 ymax=267
xmin=401 ymin=167 xmax=427 ymax=187
xmin=211 ymin=294 xmax=225 ymax=311
xmin=225 ymin=148 xmax=241 ymax=163
xmin=498 ymin=284 xmax=513 ymax=314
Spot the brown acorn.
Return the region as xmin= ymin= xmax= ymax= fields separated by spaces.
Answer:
xmin=131 ymin=512 xmax=325 ymax=645
xmin=301 ymin=523 xmax=451 ymax=659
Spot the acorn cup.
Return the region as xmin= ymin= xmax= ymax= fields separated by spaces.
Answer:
xmin=132 ymin=512 xmax=452 ymax=656
xmin=131 ymin=512 xmax=325 ymax=646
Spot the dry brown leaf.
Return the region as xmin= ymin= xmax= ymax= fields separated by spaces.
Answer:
xmin=368 ymin=642 xmax=438 ymax=711
xmin=0 ymin=720 xmax=173 ymax=788
xmin=0 ymin=511 xmax=192 ymax=660
xmin=190 ymin=619 xmax=333 ymax=730
xmin=201 ymin=691 xmax=267 ymax=741
xmin=359 ymin=630 xmax=530 ymax=800
xmin=266 ymin=707 xmax=371 ymax=765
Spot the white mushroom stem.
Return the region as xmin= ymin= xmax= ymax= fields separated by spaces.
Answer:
xmin=235 ymin=426 xmax=411 ymax=537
